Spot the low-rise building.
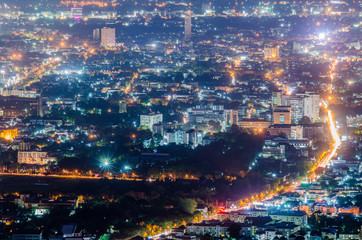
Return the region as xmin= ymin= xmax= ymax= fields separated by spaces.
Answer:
xmin=186 ymin=221 xmax=232 ymax=237
xmin=18 ymin=151 xmax=55 ymax=165
xmin=269 ymin=211 xmax=308 ymax=227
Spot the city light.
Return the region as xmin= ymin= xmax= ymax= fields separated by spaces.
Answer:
xmin=0 ymin=1 xmax=360 ymax=238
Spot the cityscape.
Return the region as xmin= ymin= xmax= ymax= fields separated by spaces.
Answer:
xmin=0 ymin=0 xmax=361 ymax=240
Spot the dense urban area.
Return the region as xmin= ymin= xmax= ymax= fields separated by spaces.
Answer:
xmin=0 ymin=0 xmax=361 ymax=240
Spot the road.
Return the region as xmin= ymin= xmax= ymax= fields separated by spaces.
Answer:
xmin=0 ymin=171 xmax=144 ymax=181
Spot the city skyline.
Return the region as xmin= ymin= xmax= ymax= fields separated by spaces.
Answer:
xmin=0 ymin=0 xmax=360 ymax=240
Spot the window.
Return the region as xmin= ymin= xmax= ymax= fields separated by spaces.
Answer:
xmin=280 ymin=115 xmax=284 ymax=123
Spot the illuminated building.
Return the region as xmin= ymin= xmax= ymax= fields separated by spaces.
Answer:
xmin=269 ymin=125 xmax=303 ymax=140
xmin=273 ymin=106 xmax=291 ymax=125
xmin=238 ymin=120 xmax=271 ymax=130
xmin=286 ymin=96 xmax=304 ymax=124
xmin=338 ymin=206 xmax=360 ymax=215
xmin=0 ymin=96 xmax=43 ymax=118
xmin=93 ymin=28 xmax=100 ymax=40
xmin=269 ymin=211 xmax=308 ymax=227
xmin=184 ymin=13 xmax=192 ymax=39
xmin=118 ymin=102 xmax=127 ymax=113
xmin=274 ymin=92 xmax=320 ymax=124
xmin=0 ymin=88 xmax=39 ymax=98
xmin=101 ymin=27 xmax=116 ymax=47
xmin=290 ymin=125 xmax=303 ymax=140
xmin=19 ymin=142 xmax=30 ymax=151
xmin=12 ymin=231 xmax=42 ymax=240
xmin=18 ymin=151 xmax=55 ymax=165
xmin=264 ymin=45 xmax=280 ymax=61
xmin=338 ymin=233 xmax=361 ymax=240
xmin=71 ymin=8 xmax=83 ymax=19
xmin=183 ymin=129 xmax=203 ymax=148
xmin=140 ymin=112 xmax=163 ymax=130
xmin=224 ymin=109 xmax=238 ymax=126
xmin=346 ymin=115 xmax=362 ymax=128
xmin=164 ymin=129 xmax=185 ymax=145
xmin=301 ymin=92 xmax=320 ymax=122
xmin=272 ymin=91 xmax=283 ymax=109
xmin=186 ymin=221 xmax=231 ymax=237
xmin=0 ymin=128 xmax=18 ymax=141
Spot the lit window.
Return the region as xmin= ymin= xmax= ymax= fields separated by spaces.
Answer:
xmin=280 ymin=115 xmax=284 ymax=123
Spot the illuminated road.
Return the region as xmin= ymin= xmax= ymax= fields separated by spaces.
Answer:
xmin=315 ymin=109 xmax=341 ymax=169
xmin=0 ymin=172 xmax=144 ymax=182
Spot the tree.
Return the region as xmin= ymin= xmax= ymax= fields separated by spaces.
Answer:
xmin=177 ymin=198 xmax=197 ymax=215
xmin=208 ymin=120 xmax=221 ymax=132
xmin=228 ymin=223 xmax=241 ymax=238
xmin=300 ymin=116 xmax=311 ymax=124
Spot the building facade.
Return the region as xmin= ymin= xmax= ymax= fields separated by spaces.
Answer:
xmin=101 ymin=27 xmax=116 ymax=47
xmin=140 ymin=113 xmax=163 ymax=130
xmin=18 ymin=151 xmax=55 ymax=165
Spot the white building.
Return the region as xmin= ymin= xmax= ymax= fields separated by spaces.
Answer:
xmin=280 ymin=92 xmax=320 ymax=124
xmin=140 ymin=113 xmax=163 ymax=130
xmin=101 ymin=27 xmax=116 ymax=47
xmin=302 ymin=92 xmax=320 ymax=122
xmin=269 ymin=211 xmax=308 ymax=227
xmin=71 ymin=8 xmax=83 ymax=19
xmin=286 ymin=96 xmax=304 ymax=124
xmin=93 ymin=28 xmax=100 ymax=40
xmin=0 ymin=88 xmax=39 ymax=98
xmin=183 ymin=129 xmax=203 ymax=148
xmin=184 ymin=13 xmax=192 ymax=39
xmin=164 ymin=130 xmax=184 ymax=145
xmin=18 ymin=151 xmax=55 ymax=165
xmin=186 ymin=221 xmax=231 ymax=237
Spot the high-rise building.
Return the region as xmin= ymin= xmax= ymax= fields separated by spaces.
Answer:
xmin=273 ymin=106 xmax=291 ymax=124
xmin=272 ymin=92 xmax=320 ymax=124
xmin=71 ymin=8 xmax=83 ymax=19
xmin=184 ymin=13 xmax=192 ymax=39
xmin=302 ymin=92 xmax=320 ymax=122
xmin=224 ymin=109 xmax=239 ymax=126
xmin=287 ymin=96 xmax=304 ymax=124
xmin=272 ymin=91 xmax=283 ymax=108
xmin=93 ymin=28 xmax=100 ymax=40
xmin=264 ymin=45 xmax=280 ymax=61
xmin=101 ymin=27 xmax=116 ymax=47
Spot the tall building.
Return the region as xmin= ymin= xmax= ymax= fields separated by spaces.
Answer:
xmin=93 ymin=28 xmax=100 ymax=40
xmin=224 ymin=109 xmax=239 ymax=126
xmin=272 ymin=91 xmax=283 ymax=108
xmin=272 ymin=92 xmax=320 ymax=124
xmin=101 ymin=27 xmax=116 ymax=47
xmin=273 ymin=106 xmax=291 ymax=124
xmin=184 ymin=13 xmax=192 ymax=39
xmin=264 ymin=45 xmax=280 ymax=61
xmin=183 ymin=129 xmax=203 ymax=148
xmin=140 ymin=113 xmax=163 ymax=130
xmin=287 ymin=96 xmax=304 ymax=124
xmin=302 ymin=92 xmax=320 ymax=122
xmin=71 ymin=8 xmax=83 ymax=19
